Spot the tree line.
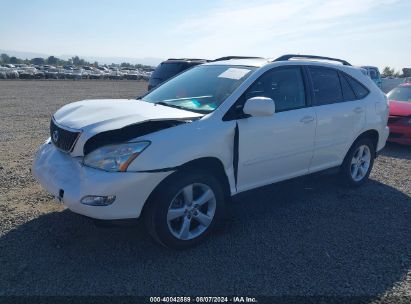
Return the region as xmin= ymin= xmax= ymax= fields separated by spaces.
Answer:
xmin=0 ymin=53 xmax=153 ymax=69
xmin=381 ymin=66 xmax=408 ymax=78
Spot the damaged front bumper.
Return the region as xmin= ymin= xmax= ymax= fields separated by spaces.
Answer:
xmin=32 ymin=143 xmax=172 ymax=220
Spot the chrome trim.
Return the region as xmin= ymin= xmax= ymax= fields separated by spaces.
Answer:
xmin=51 ymin=116 xmax=83 ymax=153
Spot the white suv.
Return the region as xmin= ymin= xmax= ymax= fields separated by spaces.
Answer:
xmin=33 ymin=54 xmax=389 ymax=248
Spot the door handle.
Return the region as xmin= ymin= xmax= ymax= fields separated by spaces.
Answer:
xmin=353 ymin=107 xmax=364 ymax=114
xmin=300 ymin=116 xmax=315 ymax=123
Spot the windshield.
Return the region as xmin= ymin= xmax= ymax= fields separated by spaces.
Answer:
xmin=142 ymin=65 xmax=255 ymax=113
xmin=387 ymin=86 xmax=411 ymax=102
xmin=368 ymin=69 xmax=379 ymax=80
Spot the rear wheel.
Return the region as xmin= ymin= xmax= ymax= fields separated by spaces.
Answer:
xmin=339 ymin=137 xmax=375 ymax=186
xmin=144 ymin=170 xmax=225 ymax=249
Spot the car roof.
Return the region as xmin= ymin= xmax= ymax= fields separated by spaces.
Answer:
xmin=205 ymin=58 xmax=270 ymax=67
xmin=204 ymin=57 xmax=363 ymax=73
xmin=399 ymin=83 xmax=411 ymax=87
xmin=361 ymin=66 xmax=379 ymax=70
xmin=164 ymin=58 xmax=208 ymax=63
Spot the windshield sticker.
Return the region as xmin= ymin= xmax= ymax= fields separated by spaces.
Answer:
xmin=218 ymin=68 xmax=250 ymax=80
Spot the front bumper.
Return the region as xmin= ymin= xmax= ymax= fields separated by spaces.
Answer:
xmin=32 ymin=143 xmax=172 ymax=219
xmin=387 ymin=124 xmax=411 ymax=145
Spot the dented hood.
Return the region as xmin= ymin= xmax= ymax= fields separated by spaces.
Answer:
xmin=53 ymin=99 xmax=203 ymax=132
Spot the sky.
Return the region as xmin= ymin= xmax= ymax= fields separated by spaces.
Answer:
xmin=0 ymin=0 xmax=410 ymax=70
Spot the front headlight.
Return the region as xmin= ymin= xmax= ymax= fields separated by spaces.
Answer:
xmin=83 ymin=141 xmax=150 ymax=172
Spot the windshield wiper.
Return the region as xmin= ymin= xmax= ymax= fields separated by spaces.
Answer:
xmin=155 ymin=101 xmax=210 ymax=114
xmin=155 ymin=101 xmax=188 ymax=110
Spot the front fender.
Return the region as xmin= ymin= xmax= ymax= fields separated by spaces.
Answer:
xmin=127 ymin=119 xmax=237 ymax=193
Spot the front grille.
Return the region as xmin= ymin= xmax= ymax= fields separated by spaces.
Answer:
xmin=50 ymin=118 xmax=81 ymax=152
xmin=390 ymin=132 xmax=403 ymax=138
xmin=388 ymin=116 xmax=402 ymax=124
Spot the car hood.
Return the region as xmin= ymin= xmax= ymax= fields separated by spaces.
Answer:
xmin=53 ymin=99 xmax=204 ymax=156
xmin=389 ymin=100 xmax=411 ymax=117
xmin=54 ymin=99 xmax=203 ymax=131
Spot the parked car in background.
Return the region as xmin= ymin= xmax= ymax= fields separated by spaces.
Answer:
xmin=18 ymin=67 xmax=36 ymax=79
xmin=88 ymin=69 xmax=103 ymax=80
xmin=387 ymin=83 xmax=411 ymax=145
xmin=125 ymin=69 xmax=142 ymax=80
xmin=63 ymin=65 xmax=75 ymax=70
xmin=62 ymin=69 xmax=73 ymax=79
xmin=33 ymin=54 xmax=389 ymax=249
xmin=0 ymin=67 xmax=7 ymax=79
xmin=44 ymin=68 xmax=60 ymax=79
xmin=109 ymin=68 xmax=124 ymax=80
xmin=57 ymin=68 xmax=66 ymax=79
xmin=71 ymin=68 xmax=86 ymax=80
xmin=33 ymin=69 xmax=45 ymax=79
xmin=0 ymin=66 xmax=19 ymax=79
xmin=361 ymin=66 xmax=382 ymax=89
xmin=96 ymin=66 xmax=110 ymax=79
xmin=405 ymin=77 xmax=411 ymax=83
xmin=148 ymin=58 xmax=208 ymax=90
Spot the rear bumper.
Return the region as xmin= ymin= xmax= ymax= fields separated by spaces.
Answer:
xmin=32 ymin=143 xmax=172 ymax=219
xmin=377 ymin=126 xmax=390 ymax=151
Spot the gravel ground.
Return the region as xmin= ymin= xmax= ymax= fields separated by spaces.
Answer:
xmin=0 ymin=80 xmax=410 ymax=300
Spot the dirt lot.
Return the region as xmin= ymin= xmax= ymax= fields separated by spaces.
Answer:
xmin=0 ymin=80 xmax=410 ymax=300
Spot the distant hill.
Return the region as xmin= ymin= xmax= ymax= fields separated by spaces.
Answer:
xmin=0 ymin=49 xmax=163 ymax=67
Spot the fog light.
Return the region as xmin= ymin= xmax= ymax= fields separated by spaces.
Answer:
xmin=80 ymin=195 xmax=116 ymax=206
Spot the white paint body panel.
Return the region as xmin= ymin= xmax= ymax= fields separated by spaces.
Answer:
xmin=32 ymin=59 xmax=389 ymax=220
xmin=53 ymin=99 xmax=202 ymax=156
xmin=32 ymin=143 xmax=172 ymax=219
xmin=309 ymin=100 xmax=366 ymax=172
xmin=237 ymin=107 xmax=316 ymax=192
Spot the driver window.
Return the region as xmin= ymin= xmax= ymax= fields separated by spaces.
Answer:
xmin=245 ymin=67 xmax=306 ymax=112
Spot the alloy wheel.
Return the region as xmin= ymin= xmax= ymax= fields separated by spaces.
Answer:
xmin=350 ymin=145 xmax=371 ymax=182
xmin=167 ymin=183 xmax=216 ymax=240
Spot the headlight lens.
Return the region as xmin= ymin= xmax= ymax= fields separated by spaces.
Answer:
xmin=83 ymin=141 xmax=150 ymax=172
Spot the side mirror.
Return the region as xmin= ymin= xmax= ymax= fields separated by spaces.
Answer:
xmin=243 ymin=97 xmax=275 ymax=117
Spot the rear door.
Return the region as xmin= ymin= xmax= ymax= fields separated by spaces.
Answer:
xmin=308 ymin=66 xmax=367 ymax=172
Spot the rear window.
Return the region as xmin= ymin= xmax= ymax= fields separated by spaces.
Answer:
xmin=309 ymin=67 xmax=343 ymax=105
xmin=152 ymin=63 xmax=186 ymax=81
xmin=387 ymin=86 xmax=411 ymax=102
xmin=345 ymin=75 xmax=369 ymax=99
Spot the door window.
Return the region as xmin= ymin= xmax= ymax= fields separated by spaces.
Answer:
xmin=309 ymin=67 xmax=343 ymax=105
xmin=245 ymin=67 xmax=306 ymax=112
xmin=344 ymin=75 xmax=369 ymax=99
xmin=339 ymin=73 xmax=356 ymax=101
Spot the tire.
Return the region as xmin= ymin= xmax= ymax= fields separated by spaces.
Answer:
xmin=143 ymin=169 xmax=226 ymax=249
xmin=339 ymin=137 xmax=376 ymax=187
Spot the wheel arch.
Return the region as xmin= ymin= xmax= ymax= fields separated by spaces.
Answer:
xmin=141 ymin=157 xmax=231 ymax=217
xmin=354 ymin=129 xmax=379 ymax=152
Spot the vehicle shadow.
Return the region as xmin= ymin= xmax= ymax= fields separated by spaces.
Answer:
xmin=0 ymin=175 xmax=410 ymax=297
xmin=380 ymin=142 xmax=411 ymax=160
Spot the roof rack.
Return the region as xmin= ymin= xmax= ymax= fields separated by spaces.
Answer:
xmin=213 ymin=56 xmax=263 ymax=62
xmin=166 ymin=58 xmax=208 ymax=61
xmin=273 ymin=54 xmax=351 ymax=66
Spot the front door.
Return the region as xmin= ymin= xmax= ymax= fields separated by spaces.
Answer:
xmin=236 ymin=66 xmax=316 ymax=192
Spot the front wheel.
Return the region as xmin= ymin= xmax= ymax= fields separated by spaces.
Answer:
xmin=144 ymin=170 xmax=225 ymax=249
xmin=339 ymin=138 xmax=376 ymax=186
